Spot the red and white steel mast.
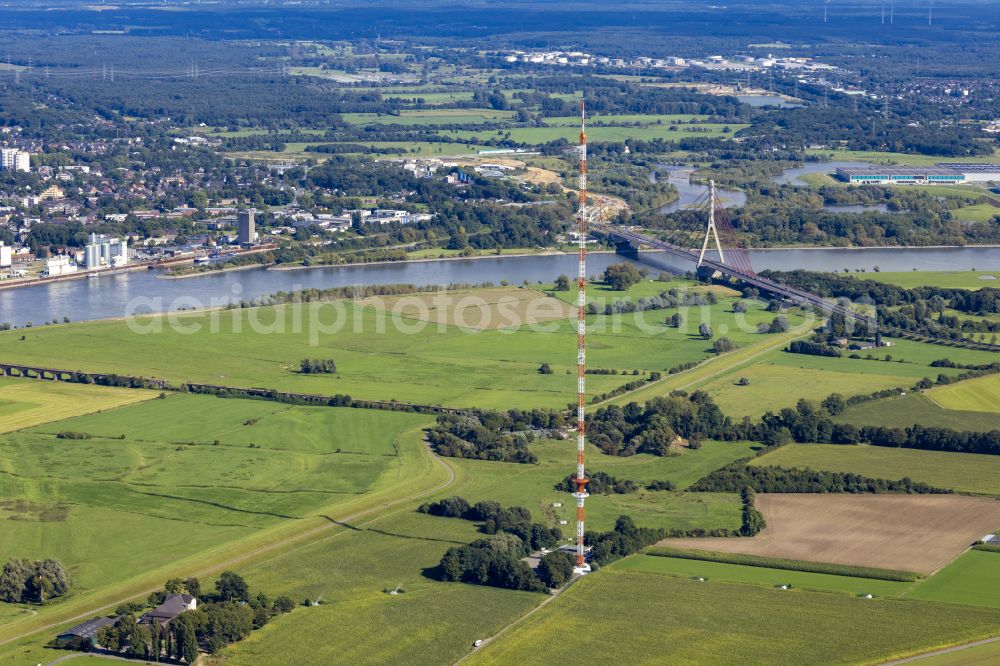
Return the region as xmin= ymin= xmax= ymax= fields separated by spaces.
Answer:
xmin=573 ymin=99 xmax=591 ymax=574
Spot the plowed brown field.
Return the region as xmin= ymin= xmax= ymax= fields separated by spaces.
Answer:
xmin=662 ymin=494 xmax=1000 ymax=575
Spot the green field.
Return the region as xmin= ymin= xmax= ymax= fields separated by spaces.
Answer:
xmin=446 ymin=438 xmax=755 ymax=533
xmin=952 ymin=203 xmax=1000 ymax=223
xmin=0 ymin=284 xmax=822 ymax=411
xmin=836 ymin=392 xmax=1000 ymax=431
xmin=0 ymin=393 xmax=432 ymax=627
xmin=906 ymin=551 xmax=1000 ymax=609
xmin=751 ymin=443 xmax=1000 ymax=495
xmin=616 ymin=554 xmax=913 ymax=597
xmin=454 ymin=122 xmax=747 ymax=145
xmin=928 ymin=373 xmax=1000 ymax=413
xmin=467 ymin=567 xmax=1000 ymax=665
xmin=688 ymin=336 xmax=997 ymax=418
xmin=218 ymin=510 xmax=540 ymax=666
xmin=0 ymin=378 xmax=156 ymax=434
xmin=859 ymin=270 xmax=1000 ymax=290
xmin=912 ymin=640 xmax=1000 ymax=665
xmin=341 ymin=108 xmax=517 ymax=126
xmin=806 ymin=149 xmax=1000 ymax=166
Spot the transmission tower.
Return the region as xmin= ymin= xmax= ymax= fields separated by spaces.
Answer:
xmin=572 ymin=100 xmax=591 ymax=575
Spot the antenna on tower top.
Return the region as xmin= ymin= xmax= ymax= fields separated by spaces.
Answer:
xmin=823 ymin=0 xmax=830 ymax=23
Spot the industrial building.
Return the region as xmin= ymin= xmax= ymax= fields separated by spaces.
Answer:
xmin=237 ymin=209 xmax=256 ymax=246
xmin=0 ymin=148 xmax=30 ymax=173
xmin=44 ymin=255 xmax=77 ymax=276
xmin=837 ymin=166 xmax=966 ymax=185
xmin=84 ymin=234 xmax=130 ymax=270
xmin=935 ymin=163 xmax=1000 ymax=183
xmin=0 ymin=242 xmax=11 ymax=268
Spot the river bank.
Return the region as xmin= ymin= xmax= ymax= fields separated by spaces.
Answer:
xmin=5 ymin=246 xmax=1000 ymax=328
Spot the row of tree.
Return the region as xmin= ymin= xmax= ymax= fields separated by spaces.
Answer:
xmin=690 ymin=460 xmax=951 ymax=495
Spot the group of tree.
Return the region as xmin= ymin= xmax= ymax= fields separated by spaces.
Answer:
xmin=788 ymin=339 xmax=842 ymax=358
xmin=584 ymin=287 xmax=715 ymax=317
xmin=588 ymin=392 xmax=728 ymax=457
xmin=585 ymin=515 xmax=666 ymax=566
xmin=556 ymin=471 xmax=638 ymax=495
xmin=602 ymin=263 xmax=647 ymax=291
xmin=0 ymin=558 xmax=70 ymax=604
xmin=418 ymin=497 xmax=561 ymax=551
xmin=298 ymin=358 xmax=337 ymax=374
xmin=432 ymin=499 xmax=565 ymax=592
xmin=427 ymin=410 xmax=566 ymax=464
xmin=85 ymin=573 xmax=294 ymax=661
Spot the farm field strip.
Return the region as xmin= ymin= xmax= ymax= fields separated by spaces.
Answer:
xmin=926 ymin=373 xmax=1000 ymax=414
xmin=615 ymin=554 xmax=915 ymax=597
xmin=751 ymin=444 xmax=1000 ymax=496
xmin=0 ymin=379 xmax=157 ymax=435
xmin=836 ymin=392 xmax=1000 ymax=431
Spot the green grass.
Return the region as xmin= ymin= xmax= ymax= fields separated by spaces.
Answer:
xmin=751 ymin=444 xmax=1000 ymax=496
xmin=542 ymin=113 xmax=708 ymax=126
xmin=0 ymin=283 xmax=808 ymax=411
xmin=953 ymin=203 xmax=1000 ymax=223
xmin=453 ymin=123 xmax=747 ymax=145
xmin=836 ymin=392 xmax=1000 ymax=431
xmin=617 ymin=554 xmax=914 ymax=596
xmin=445 ymin=438 xmax=755 ymax=533
xmin=0 ymin=378 xmax=156 ymax=434
xmin=341 ymin=108 xmax=517 ymax=126
xmin=646 ymin=547 xmax=921 ymax=582
xmin=218 ymin=510 xmax=539 ymax=666
xmin=0 ymin=394 xmax=432 ymax=625
xmin=859 ymin=270 xmax=1000 ymax=290
xmin=806 ymin=149 xmax=1000 ymax=166
xmin=467 ymin=567 xmax=1000 ymax=666
xmin=912 ymin=639 xmax=1000 ymax=665
xmin=906 ymin=550 xmax=1000 ymax=608
xmin=928 ymin=373 xmax=1000 ymax=413
xmin=695 ymin=338 xmax=998 ymax=418
xmin=750 ymin=444 xmax=1000 ymax=495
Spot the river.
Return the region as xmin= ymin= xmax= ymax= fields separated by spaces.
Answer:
xmin=3 ymin=247 xmax=1000 ymax=327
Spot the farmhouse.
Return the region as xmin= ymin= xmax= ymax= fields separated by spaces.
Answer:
xmin=55 ymin=616 xmax=117 ymax=648
xmin=139 ymin=593 xmax=198 ymax=627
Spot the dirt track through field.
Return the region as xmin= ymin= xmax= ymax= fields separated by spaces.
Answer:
xmin=663 ymin=494 xmax=1000 ymax=575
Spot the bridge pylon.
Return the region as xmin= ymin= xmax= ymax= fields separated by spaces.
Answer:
xmin=697 ymin=179 xmax=725 ymax=269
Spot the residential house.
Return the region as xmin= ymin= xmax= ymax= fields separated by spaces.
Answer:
xmin=139 ymin=594 xmax=198 ymax=627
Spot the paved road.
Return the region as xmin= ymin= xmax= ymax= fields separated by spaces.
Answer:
xmin=884 ymin=635 xmax=1000 ymax=664
xmin=46 ymin=650 xmax=161 ymax=666
xmin=4 ymin=440 xmax=457 ymax=653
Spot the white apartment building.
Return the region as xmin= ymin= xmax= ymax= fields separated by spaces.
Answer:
xmin=0 ymin=148 xmax=30 ymax=173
